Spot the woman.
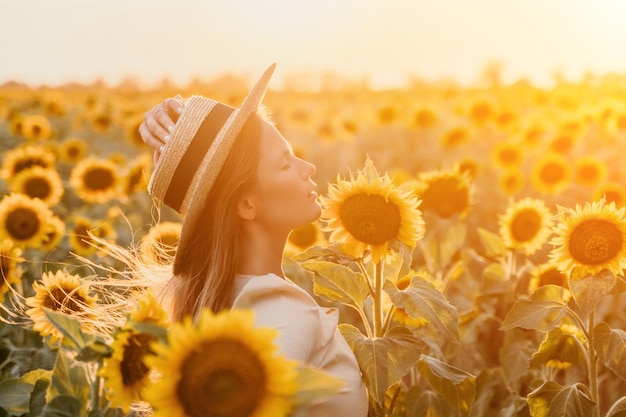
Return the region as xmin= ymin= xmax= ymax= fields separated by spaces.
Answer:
xmin=139 ymin=64 xmax=368 ymax=416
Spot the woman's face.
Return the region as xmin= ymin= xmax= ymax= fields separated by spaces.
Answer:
xmin=246 ymin=122 xmax=321 ymax=234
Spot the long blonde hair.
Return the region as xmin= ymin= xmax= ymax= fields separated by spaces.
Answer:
xmin=167 ymin=114 xmax=262 ymax=321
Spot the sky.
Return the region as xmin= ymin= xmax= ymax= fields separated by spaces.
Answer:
xmin=2 ymin=0 xmax=626 ymax=89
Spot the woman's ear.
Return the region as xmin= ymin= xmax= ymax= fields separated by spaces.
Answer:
xmin=237 ymin=195 xmax=257 ymax=221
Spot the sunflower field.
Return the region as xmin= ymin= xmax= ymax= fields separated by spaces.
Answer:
xmin=2 ymin=72 xmax=626 ymax=417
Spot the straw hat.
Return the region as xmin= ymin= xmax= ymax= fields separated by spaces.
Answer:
xmin=148 ymin=63 xmax=276 ymax=256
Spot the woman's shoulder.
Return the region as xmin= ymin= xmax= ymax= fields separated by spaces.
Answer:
xmin=232 ymin=272 xmax=316 ymax=308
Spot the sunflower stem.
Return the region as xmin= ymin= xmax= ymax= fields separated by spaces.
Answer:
xmin=356 ymin=259 xmax=376 ymax=298
xmin=91 ymin=360 xmax=103 ymax=412
xmin=381 ymin=305 xmax=395 ymax=336
xmin=587 ymin=310 xmax=599 ymax=417
xmin=373 ymin=260 xmax=384 ymax=338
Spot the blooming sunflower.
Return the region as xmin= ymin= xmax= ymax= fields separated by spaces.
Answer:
xmin=321 ymin=158 xmax=424 ymax=262
xmin=440 ymin=126 xmax=469 ymax=148
xmin=413 ymin=108 xmax=438 ymax=128
xmin=21 ymin=114 xmax=53 ymax=141
xmin=127 ymin=289 xmax=170 ymax=327
xmin=491 ymin=141 xmax=524 ymax=169
xmin=69 ymin=157 xmax=120 ymax=204
xmin=549 ymin=200 xmax=626 ymax=276
xmin=528 ymin=262 xmax=570 ymax=299
xmin=122 ymin=153 xmax=152 ymax=197
xmin=144 ymin=309 xmax=299 ymax=417
xmin=287 ymin=221 xmax=325 ymax=252
xmin=498 ymin=169 xmax=525 ymax=196
xmin=469 ymin=100 xmax=493 ymax=125
xmin=0 ymin=193 xmax=54 ymax=248
xmin=0 ymin=145 xmax=56 ymax=180
xmin=68 ymin=215 xmax=116 ymax=257
xmin=25 ymin=270 xmax=98 ymax=343
xmin=40 ymin=215 xmax=66 ymax=252
xmin=593 ymin=182 xmax=626 ymax=207
xmin=9 ymin=166 xmax=64 ymax=206
xmin=530 ymin=153 xmax=572 ymax=195
xmin=0 ymin=239 xmax=24 ymax=300
xmin=57 ymin=137 xmax=88 ymax=163
xmin=549 ymin=133 xmax=576 ymax=154
xmin=139 ymin=222 xmax=182 ymax=265
xmin=414 ymin=165 xmax=472 ymax=220
xmin=573 ymin=156 xmax=608 ymax=187
xmin=498 ymin=197 xmax=554 ymax=256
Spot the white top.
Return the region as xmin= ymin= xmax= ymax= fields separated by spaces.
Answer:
xmin=232 ymin=273 xmax=368 ymax=417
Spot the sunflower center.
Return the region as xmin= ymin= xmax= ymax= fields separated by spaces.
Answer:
xmin=421 ymin=178 xmax=469 ymax=218
xmin=67 ymin=146 xmax=81 ymax=158
xmin=6 ymin=208 xmax=40 ymax=241
xmin=540 ymin=162 xmax=566 ymax=185
xmin=43 ymin=287 xmax=87 ymax=313
xmin=499 ymin=149 xmax=519 ymax=165
xmin=511 ymin=209 xmax=542 ymax=242
xmin=289 ymin=223 xmax=317 ymax=249
xmin=539 ymin=268 xmax=567 ymax=288
xmin=177 ymin=339 xmax=267 ymax=417
xmin=577 ymin=165 xmax=599 ymax=182
xmin=84 ymin=167 xmax=114 ymax=191
xmin=121 ymin=333 xmax=155 ymax=388
xmin=15 ymin=158 xmax=47 ymax=175
xmin=569 ymin=219 xmax=623 ymax=265
xmin=339 ymin=193 xmax=401 ymax=245
xmin=24 ymin=177 xmax=52 ymax=200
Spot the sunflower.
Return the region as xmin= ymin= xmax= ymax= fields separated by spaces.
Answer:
xmin=593 ymin=182 xmax=626 ymax=207
xmin=498 ymin=169 xmax=525 ymax=196
xmin=528 ymin=262 xmax=570 ymax=299
xmin=70 ymin=157 xmax=120 ymax=203
xmin=0 ymin=145 xmax=56 ymax=180
xmin=144 ymin=309 xmax=299 ymax=417
xmin=40 ymin=215 xmax=66 ymax=252
xmin=100 ymin=328 xmax=158 ymax=412
xmin=21 ymin=114 xmax=53 ymax=141
xmin=469 ymin=100 xmax=493 ymax=125
xmin=57 ymin=137 xmax=88 ymax=163
xmin=321 ymin=158 xmax=424 ymax=262
xmin=287 ymin=221 xmax=325 ymax=252
xmin=9 ymin=166 xmax=64 ymax=206
xmin=414 ymin=166 xmax=472 ymax=219
xmin=530 ymin=153 xmax=572 ymax=195
xmin=549 ymin=133 xmax=576 ymax=154
xmin=413 ymin=108 xmax=438 ymax=128
xmin=550 ymin=200 xmax=626 ymax=276
xmin=0 ymin=193 xmax=54 ymax=248
xmin=0 ymin=240 xmax=24 ymax=300
xmin=440 ymin=126 xmax=469 ymax=148
xmin=25 ymin=270 xmax=98 ymax=343
xmin=127 ymin=289 xmax=170 ymax=327
xmin=139 ymin=222 xmax=182 ymax=265
xmin=573 ymin=156 xmax=608 ymax=187
xmin=122 ymin=153 xmax=152 ymax=197
xmin=491 ymin=141 xmax=523 ymax=169
xmin=68 ymin=216 xmax=116 ymax=257
xmin=499 ymin=197 xmax=554 ymax=256
xmin=457 ymin=157 xmax=480 ymax=180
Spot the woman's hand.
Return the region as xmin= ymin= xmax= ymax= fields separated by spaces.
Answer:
xmin=138 ymin=96 xmax=184 ymax=163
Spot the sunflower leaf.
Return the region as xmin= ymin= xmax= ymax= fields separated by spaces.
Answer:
xmin=302 ymin=260 xmax=370 ymax=307
xmin=528 ymin=382 xmax=595 ymax=417
xmin=500 ymin=285 xmax=568 ymax=332
xmin=416 ymin=355 xmax=476 ymax=416
xmin=605 ymin=396 xmax=626 ymax=417
xmin=43 ymin=308 xmax=95 ymax=351
xmin=41 ymin=395 xmax=83 ymax=417
xmin=568 ymin=267 xmax=615 ymax=318
xmin=48 ymin=349 xmax=90 ymax=408
xmin=477 ymin=227 xmax=506 ymax=259
xmin=291 ymin=243 xmax=355 ymax=265
xmin=592 ymin=321 xmax=626 ymax=381
xmin=383 ymin=276 xmax=460 ymax=343
xmin=406 ymin=390 xmax=457 ymax=417
xmin=339 ymin=323 xmax=424 ymax=406
xmin=0 ymin=380 xmax=33 ymax=414
xmin=529 ymin=327 xmax=586 ymax=369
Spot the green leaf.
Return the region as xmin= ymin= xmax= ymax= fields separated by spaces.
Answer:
xmin=606 ymin=396 xmax=626 ymax=417
xmin=384 ymin=276 xmax=460 ymax=343
xmin=477 ymin=227 xmax=506 ymax=259
xmin=527 ymin=382 xmax=595 ymax=417
xmin=43 ymin=308 xmax=95 ymax=351
xmin=423 ymin=219 xmax=467 ymax=272
xmin=302 ymin=260 xmax=370 ymax=306
xmin=592 ymin=321 xmax=626 ymax=380
xmin=416 ymin=355 xmax=476 ymax=416
xmin=483 ymin=262 xmax=507 ymax=282
xmin=49 ymin=349 xmax=90 ymax=407
xmin=291 ymin=243 xmax=355 ymax=264
xmin=30 ymin=378 xmax=51 ymax=417
xmin=292 ymin=364 xmax=345 ymax=408
xmin=568 ymin=267 xmax=616 ymax=318
xmin=407 ymin=390 xmax=457 ymax=417
xmin=339 ymin=323 xmax=424 ymax=406
xmin=41 ymin=395 xmax=83 ymax=417
xmin=75 ymin=339 xmax=113 ymax=362
xmin=529 ymin=327 xmax=586 ymax=369
xmin=500 ymin=286 xmax=568 ymax=332
xmin=0 ymin=380 xmax=33 ymax=414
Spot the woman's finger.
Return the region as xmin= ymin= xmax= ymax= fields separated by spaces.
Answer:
xmin=138 ymin=120 xmax=166 ymax=151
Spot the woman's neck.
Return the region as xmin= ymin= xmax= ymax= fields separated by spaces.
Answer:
xmin=236 ymin=229 xmax=287 ymax=278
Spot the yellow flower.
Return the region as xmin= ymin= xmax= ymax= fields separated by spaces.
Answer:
xmin=468 ymin=100 xmax=493 ymax=125
xmin=9 ymin=166 xmax=64 ymax=206
xmin=40 ymin=215 xmax=66 ymax=252
xmin=573 ymin=156 xmax=608 ymax=187
xmin=122 ymin=153 xmax=152 ymax=197
xmin=0 ymin=239 xmax=24 ymax=300
xmin=528 ymin=262 xmax=570 ymax=300
xmin=491 ymin=141 xmax=523 ymax=169
xmin=21 ymin=114 xmax=53 ymax=141
xmin=550 ymin=200 xmax=626 ymax=276
xmin=440 ymin=126 xmax=469 ymax=148
xmin=70 ymin=157 xmax=120 ymax=203
xmin=139 ymin=222 xmax=182 ymax=265
xmin=287 ymin=221 xmax=326 ymax=252
xmin=0 ymin=194 xmax=54 ymax=248
xmin=498 ymin=169 xmax=525 ymax=196
xmin=499 ymin=197 xmax=554 ymax=256
xmin=68 ymin=215 xmax=116 ymax=257
xmin=593 ymin=182 xmax=626 ymax=207
xmin=0 ymin=145 xmax=56 ymax=180
xmin=57 ymin=137 xmax=88 ymax=163
xmin=128 ymin=289 xmax=170 ymax=327
xmin=530 ymin=153 xmax=572 ymax=195
xmin=144 ymin=309 xmax=299 ymax=417
xmin=457 ymin=157 xmax=480 ymax=180
xmin=321 ymin=158 xmax=424 ymax=262
xmin=25 ymin=270 xmax=98 ymax=343
xmin=414 ymin=166 xmax=472 ymax=219
xmin=413 ymin=108 xmax=438 ymax=128
xmin=549 ymin=133 xmax=576 ymax=154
